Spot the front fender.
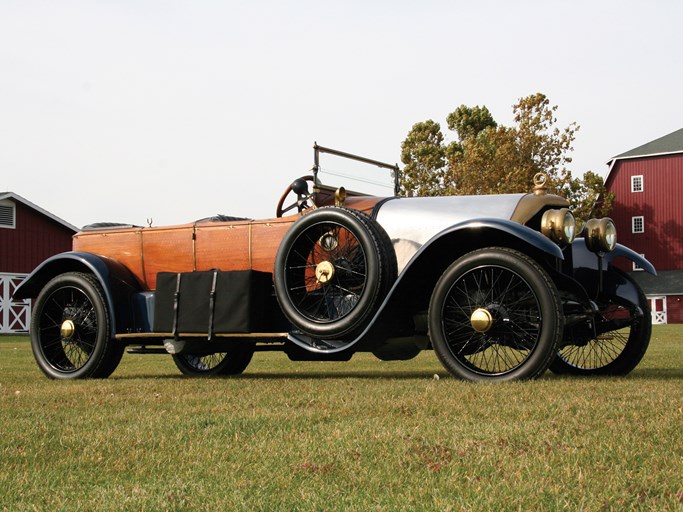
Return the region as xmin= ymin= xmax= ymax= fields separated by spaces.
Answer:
xmin=13 ymin=252 xmax=142 ymax=336
xmin=383 ymin=217 xmax=563 ymax=273
xmin=427 ymin=218 xmax=565 ymax=261
xmin=571 ymin=238 xmax=656 ymax=275
xmin=289 ymin=219 xmax=564 ymax=353
xmin=608 ymin=244 xmax=656 ymax=275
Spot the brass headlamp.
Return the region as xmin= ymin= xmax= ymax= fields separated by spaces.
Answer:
xmin=541 ymin=208 xmax=576 ymax=245
xmin=583 ymin=218 xmax=617 ymax=253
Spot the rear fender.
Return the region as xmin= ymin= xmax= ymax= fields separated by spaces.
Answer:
xmin=13 ymin=252 xmax=142 ymax=336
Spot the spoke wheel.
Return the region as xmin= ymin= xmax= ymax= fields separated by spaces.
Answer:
xmin=550 ymin=271 xmax=651 ymax=375
xmin=172 ymin=343 xmax=254 ymax=376
xmin=30 ymin=272 xmax=123 ymax=379
xmin=429 ymin=248 xmax=562 ymax=381
xmin=274 ymin=207 xmax=396 ymax=341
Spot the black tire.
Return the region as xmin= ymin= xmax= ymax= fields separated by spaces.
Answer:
xmin=30 ymin=272 xmax=124 ymax=379
xmin=172 ymin=342 xmax=255 ymax=376
xmin=550 ymin=271 xmax=651 ymax=376
xmin=274 ymin=207 xmax=397 ymax=340
xmin=428 ymin=248 xmax=563 ymax=382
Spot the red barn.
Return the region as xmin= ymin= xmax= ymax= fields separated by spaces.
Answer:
xmin=0 ymin=192 xmax=77 ymax=333
xmin=604 ymin=128 xmax=683 ymax=324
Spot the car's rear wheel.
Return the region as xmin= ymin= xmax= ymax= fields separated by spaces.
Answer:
xmin=274 ymin=207 xmax=396 ymax=341
xmin=30 ymin=272 xmax=124 ymax=379
xmin=172 ymin=342 xmax=255 ymax=376
xmin=550 ymin=271 xmax=651 ymax=375
xmin=429 ymin=248 xmax=563 ymax=382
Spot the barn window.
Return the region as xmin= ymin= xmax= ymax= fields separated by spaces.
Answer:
xmin=0 ymin=200 xmax=16 ymax=229
xmin=632 ymin=216 xmax=644 ymax=233
xmin=631 ymin=175 xmax=643 ymax=192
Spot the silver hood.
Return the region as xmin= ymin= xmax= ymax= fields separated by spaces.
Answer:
xmin=375 ymin=194 xmax=525 ymax=272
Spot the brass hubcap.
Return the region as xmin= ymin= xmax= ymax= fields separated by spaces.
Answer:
xmin=315 ymin=261 xmax=335 ymax=284
xmin=470 ymin=308 xmax=493 ymax=333
xmin=61 ymin=319 xmax=76 ymax=339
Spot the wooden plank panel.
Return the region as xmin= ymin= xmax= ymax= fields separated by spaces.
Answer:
xmin=195 ymin=223 xmax=251 ymax=271
xmin=73 ymin=230 xmax=145 ymax=285
xmin=250 ymin=218 xmax=294 ymax=273
xmin=344 ymin=196 xmax=384 ymax=214
xmin=142 ymin=227 xmax=194 ymax=289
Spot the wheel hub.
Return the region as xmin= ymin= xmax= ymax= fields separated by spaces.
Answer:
xmin=61 ymin=319 xmax=76 ymax=339
xmin=315 ymin=261 xmax=335 ymax=284
xmin=470 ymin=308 xmax=493 ymax=333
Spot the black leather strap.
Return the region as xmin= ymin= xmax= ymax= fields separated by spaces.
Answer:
xmin=172 ymin=273 xmax=181 ymax=340
xmin=207 ymin=270 xmax=218 ymax=341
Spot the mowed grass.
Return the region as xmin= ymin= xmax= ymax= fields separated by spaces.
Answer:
xmin=1 ymin=328 xmax=682 ymax=511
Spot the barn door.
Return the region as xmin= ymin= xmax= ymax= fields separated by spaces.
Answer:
xmin=0 ymin=273 xmax=31 ymax=333
xmin=648 ymin=296 xmax=667 ymax=325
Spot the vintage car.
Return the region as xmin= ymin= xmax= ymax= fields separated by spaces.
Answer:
xmin=15 ymin=144 xmax=655 ymax=382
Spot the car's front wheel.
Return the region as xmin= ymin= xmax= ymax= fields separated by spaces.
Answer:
xmin=30 ymin=272 xmax=124 ymax=379
xmin=428 ymin=248 xmax=563 ymax=382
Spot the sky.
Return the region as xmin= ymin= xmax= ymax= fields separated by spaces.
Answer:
xmin=1 ymin=0 xmax=682 ymax=229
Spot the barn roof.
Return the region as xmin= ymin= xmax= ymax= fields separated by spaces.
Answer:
xmin=604 ymin=128 xmax=683 ymax=189
xmin=630 ymin=269 xmax=683 ymax=296
xmin=608 ymin=128 xmax=683 ymax=165
xmin=0 ymin=192 xmax=78 ymax=232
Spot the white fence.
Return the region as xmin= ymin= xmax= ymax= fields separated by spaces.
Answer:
xmin=0 ymin=273 xmax=31 ymax=333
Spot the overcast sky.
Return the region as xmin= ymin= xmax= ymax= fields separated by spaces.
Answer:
xmin=1 ymin=0 xmax=681 ymax=229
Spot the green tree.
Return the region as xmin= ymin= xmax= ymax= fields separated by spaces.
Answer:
xmin=446 ymin=104 xmax=496 ymax=140
xmin=399 ymin=93 xmax=612 ymax=222
xmin=563 ymin=170 xmax=615 ymax=226
xmin=399 ymin=120 xmax=447 ymax=197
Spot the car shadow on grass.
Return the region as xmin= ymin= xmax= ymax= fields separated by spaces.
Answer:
xmin=114 ymin=368 xmax=683 ymax=381
xmin=626 ymin=367 xmax=683 ymax=380
xmin=115 ymin=371 xmax=446 ymax=380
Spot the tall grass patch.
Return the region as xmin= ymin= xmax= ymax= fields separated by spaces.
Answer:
xmin=1 ymin=327 xmax=681 ymax=511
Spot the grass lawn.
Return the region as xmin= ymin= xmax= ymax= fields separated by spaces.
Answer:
xmin=1 ymin=326 xmax=681 ymax=511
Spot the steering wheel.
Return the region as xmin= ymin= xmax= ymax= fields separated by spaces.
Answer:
xmin=276 ymin=175 xmax=316 ymax=218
